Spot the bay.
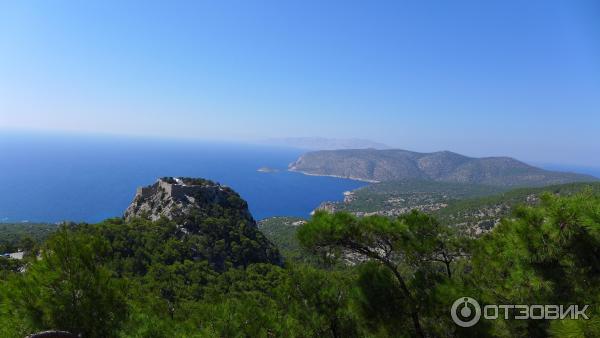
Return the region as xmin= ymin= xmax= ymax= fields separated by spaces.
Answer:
xmin=0 ymin=132 xmax=366 ymax=223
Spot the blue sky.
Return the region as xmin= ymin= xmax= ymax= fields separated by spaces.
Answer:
xmin=1 ymin=1 xmax=599 ymax=166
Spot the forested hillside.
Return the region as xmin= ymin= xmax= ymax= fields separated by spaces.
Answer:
xmin=289 ymin=149 xmax=597 ymax=186
xmin=1 ymin=180 xmax=599 ymax=337
xmin=0 ymin=223 xmax=57 ymax=254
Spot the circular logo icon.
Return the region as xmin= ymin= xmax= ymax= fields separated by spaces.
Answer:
xmin=451 ymin=297 xmax=481 ymax=327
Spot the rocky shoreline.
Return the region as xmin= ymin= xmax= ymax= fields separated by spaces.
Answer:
xmin=287 ymin=168 xmax=380 ymax=183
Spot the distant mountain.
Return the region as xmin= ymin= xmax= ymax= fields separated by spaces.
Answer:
xmin=289 ymin=149 xmax=597 ymax=187
xmin=263 ymin=137 xmax=389 ymax=150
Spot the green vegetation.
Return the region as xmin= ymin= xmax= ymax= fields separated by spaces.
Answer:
xmin=1 ymin=188 xmax=599 ymax=337
xmin=258 ymin=216 xmax=306 ymax=259
xmin=298 ymin=191 xmax=600 ymax=337
xmin=471 ymin=191 xmax=600 ymax=336
xmin=324 ymin=179 xmax=506 ymax=214
xmin=0 ymin=223 xmax=57 ymax=254
xmin=319 ymin=181 xmax=600 ymax=235
xmin=433 ymin=182 xmax=600 ymax=232
xmin=13 ymin=229 xmax=128 ymax=338
xmin=298 ymin=210 xmax=467 ymax=337
xmin=0 ymin=218 xmax=365 ymax=337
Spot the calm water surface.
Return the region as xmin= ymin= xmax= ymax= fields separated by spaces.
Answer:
xmin=0 ymin=133 xmax=366 ymax=222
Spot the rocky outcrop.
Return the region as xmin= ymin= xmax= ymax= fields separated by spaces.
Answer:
xmin=124 ymin=177 xmax=282 ymax=268
xmin=125 ymin=177 xmax=253 ymax=227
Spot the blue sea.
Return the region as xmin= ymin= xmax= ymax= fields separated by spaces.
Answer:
xmin=0 ymin=132 xmax=366 ymax=223
xmin=538 ymin=163 xmax=600 ymax=180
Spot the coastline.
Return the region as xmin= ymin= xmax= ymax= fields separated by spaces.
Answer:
xmin=287 ymin=168 xmax=380 ymax=183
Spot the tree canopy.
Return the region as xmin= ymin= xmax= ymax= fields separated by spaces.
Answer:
xmin=1 ymin=192 xmax=599 ymax=337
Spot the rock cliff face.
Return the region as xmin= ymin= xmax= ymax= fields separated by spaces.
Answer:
xmin=124 ymin=177 xmax=281 ymax=268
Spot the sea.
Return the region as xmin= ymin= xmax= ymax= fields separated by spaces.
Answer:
xmin=0 ymin=132 xmax=367 ymax=223
xmin=537 ymin=163 xmax=600 ymax=180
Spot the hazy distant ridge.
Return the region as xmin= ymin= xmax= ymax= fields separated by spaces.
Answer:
xmin=289 ymin=149 xmax=597 ymax=187
xmin=263 ymin=137 xmax=389 ymax=150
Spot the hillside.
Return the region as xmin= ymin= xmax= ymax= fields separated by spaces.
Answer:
xmin=267 ymin=181 xmax=600 ymax=260
xmin=258 ymin=216 xmax=307 ymax=260
xmin=314 ymin=180 xmax=507 ymax=216
xmin=0 ymin=223 xmax=57 ymax=254
xmin=289 ymin=149 xmax=597 ymax=187
xmin=314 ymin=180 xmax=600 ymax=235
xmin=432 ymin=181 xmax=600 ymax=234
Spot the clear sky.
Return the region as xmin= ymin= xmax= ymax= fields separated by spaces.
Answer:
xmin=1 ymin=1 xmax=599 ymax=166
